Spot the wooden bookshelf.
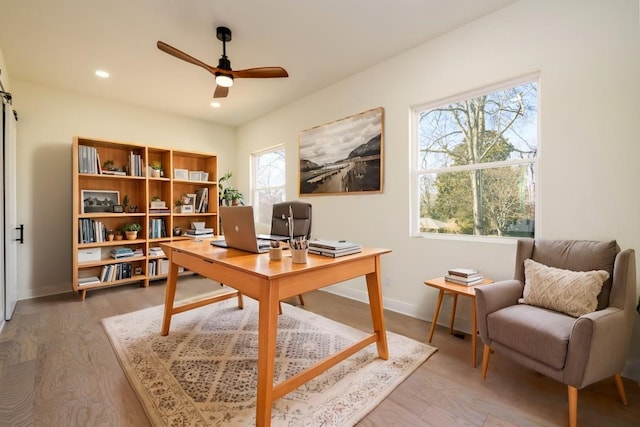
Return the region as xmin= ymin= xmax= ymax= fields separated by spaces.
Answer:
xmin=72 ymin=137 xmax=219 ymax=299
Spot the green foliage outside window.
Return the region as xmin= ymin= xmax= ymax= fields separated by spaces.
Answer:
xmin=415 ymin=79 xmax=538 ymax=237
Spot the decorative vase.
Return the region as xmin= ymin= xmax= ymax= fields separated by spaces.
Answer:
xmin=107 ymin=233 xmax=114 ymax=241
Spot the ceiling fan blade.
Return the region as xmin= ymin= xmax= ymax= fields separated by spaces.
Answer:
xmin=231 ymin=67 xmax=289 ymax=79
xmin=213 ymin=85 xmax=229 ymax=98
xmin=157 ymin=41 xmax=219 ymax=75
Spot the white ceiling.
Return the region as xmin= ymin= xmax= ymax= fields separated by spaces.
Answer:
xmin=0 ymin=0 xmax=516 ymax=127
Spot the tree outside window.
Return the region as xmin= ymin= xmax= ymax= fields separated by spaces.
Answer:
xmin=414 ymin=78 xmax=538 ymax=237
xmin=252 ymin=146 xmax=286 ymax=227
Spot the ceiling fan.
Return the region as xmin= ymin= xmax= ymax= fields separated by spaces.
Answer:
xmin=157 ymin=26 xmax=289 ymax=98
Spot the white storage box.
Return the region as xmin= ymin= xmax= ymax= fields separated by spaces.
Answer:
xmin=78 ymin=248 xmax=101 ymax=263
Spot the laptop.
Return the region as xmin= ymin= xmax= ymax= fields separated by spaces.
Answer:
xmin=211 ymin=206 xmax=271 ymax=253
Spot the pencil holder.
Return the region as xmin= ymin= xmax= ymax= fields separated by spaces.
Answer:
xmin=291 ymin=248 xmax=308 ymax=264
xmin=269 ymin=247 xmax=283 ymax=261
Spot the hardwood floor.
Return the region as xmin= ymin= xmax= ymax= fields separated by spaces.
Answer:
xmin=0 ymin=276 xmax=638 ymax=426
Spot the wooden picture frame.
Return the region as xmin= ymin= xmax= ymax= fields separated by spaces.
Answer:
xmin=298 ymin=107 xmax=384 ymax=195
xmin=81 ymin=190 xmax=120 ymax=214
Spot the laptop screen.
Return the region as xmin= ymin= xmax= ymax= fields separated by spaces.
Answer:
xmin=214 ymin=206 xmax=269 ymax=253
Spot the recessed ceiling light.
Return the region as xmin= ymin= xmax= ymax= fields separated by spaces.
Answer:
xmin=95 ymin=70 xmax=110 ymax=78
xmin=210 ymin=101 xmax=221 ymax=108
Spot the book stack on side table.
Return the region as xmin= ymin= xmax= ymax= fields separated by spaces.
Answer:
xmin=308 ymin=239 xmax=362 ymax=257
xmin=445 ymin=268 xmax=484 ymax=286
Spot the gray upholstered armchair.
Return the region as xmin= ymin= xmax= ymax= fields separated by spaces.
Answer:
xmin=475 ymin=239 xmax=636 ymax=427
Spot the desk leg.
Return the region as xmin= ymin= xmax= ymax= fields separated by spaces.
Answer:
xmin=365 ymin=255 xmax=388 ymax=360
xmin=449 ymin=293 xmax=458 ymax=335
xmin=471 ymin=295 xmax=477 ymax=368
xmin=160 ymin=258 xmax=180 ymax=336
xmin=255 ymin=283 xmax=280 ymax=426
xmin=428 ymin=289 xmax=445 ymax=343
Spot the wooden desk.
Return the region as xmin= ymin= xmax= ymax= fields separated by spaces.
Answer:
xmin=424 ymin=276 xmax=493 ymax=368
xmin=160 ymin=239 xmax=391 ymax=427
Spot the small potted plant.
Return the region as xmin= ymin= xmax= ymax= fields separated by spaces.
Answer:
xmin=150 ymin=162 xmax=163 ymax=178
xmin=218 ymin=172 xmax=244 ymax=206
xmin=121 ymin=223 xmax=142 ymax=240
xmin=175 ymin=194 xmax=193 ymax=213
xmin=106 ymin=229 xmax=115 ymax=241
xmin=102 ymin=159 xmax=115 ymax=172
xmin=150 ymin=196 xmax=165 ymax=209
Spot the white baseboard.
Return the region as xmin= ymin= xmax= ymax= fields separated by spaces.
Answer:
xmin=322 ymin=285 xmax=431 ymax=322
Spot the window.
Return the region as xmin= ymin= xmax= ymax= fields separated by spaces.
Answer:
xmin=251 ymin=146 xmax=286 ymax=227
xmin=412 ymin=77 xmax=538 ymax=238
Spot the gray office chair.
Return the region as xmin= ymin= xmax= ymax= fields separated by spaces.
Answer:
xmin=272 ymin=201 xmax=312 ymax=310
xmin=235 ymin=201 xmax=312 ymax=313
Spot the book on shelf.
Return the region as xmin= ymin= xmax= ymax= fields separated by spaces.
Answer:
xmin=78 ymin=276 xmax=101 ymax=287
xmin=444 ymin=274 xmax=484 ymax=286
xmin=195 ymin=188 xmax=209 ymax=213
xmin=100 ymin=262 xmax=133 ymax=282
xmin=149 ymin=247 xmax=165 ymax=257
xmin=186 ymin=228 xmax=214 ymax=234
xmin=184 ymin=232 xmax=214 ymax=238
xmin=101 ymin=170 xmax=127 ymax=176
xmin=111 ymin=247 xmax=134 ymax=259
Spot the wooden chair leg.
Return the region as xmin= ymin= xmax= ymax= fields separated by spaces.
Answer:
xmin=481 ymin=344 xmax=491 ymax=379
xmin=236 ymin=292 xmax=244 ymax=309
xmin=614 ymin=373 xmax=628 ymax=406
xmin=568 ymin=385 xmax=578 ymax=427
xmin=297 ymin=293 xmax=305 ymax=306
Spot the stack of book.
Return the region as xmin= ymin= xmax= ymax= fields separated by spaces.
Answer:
xmin=445 ymin=268 xmax=484 ymax=286
xmin=111 ymin=247 xmax=134 ymax=259
xmin=149 ymin=247 xmax=165 ymax=258
xmin=308 ymin=239 xmax=362 ymax=258
xmin=78 ymin=276 xmax=101 ymax=288
xmin=185 ymin=221 xmax=214 ymax=238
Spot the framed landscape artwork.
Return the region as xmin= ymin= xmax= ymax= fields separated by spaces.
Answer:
xmin=298 ymin=107 xmax=384 ymax=195
xmin=81 ymin=190 xmax=120 ymax=214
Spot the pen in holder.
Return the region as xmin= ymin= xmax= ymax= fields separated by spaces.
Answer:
xmin=290 ymin=237 xmax=308 ymax=264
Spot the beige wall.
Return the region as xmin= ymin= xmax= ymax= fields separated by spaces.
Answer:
xmin=3 ymin=0 xmax=639 ymax=367
xmin=236 ymin=0 xmax=640 ymax=330
xmin=11 ymin=79 xmax=236 ymax=297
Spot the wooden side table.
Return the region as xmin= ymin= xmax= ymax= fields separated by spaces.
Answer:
xmin=424 ymin=276 xmax=493 ymax=367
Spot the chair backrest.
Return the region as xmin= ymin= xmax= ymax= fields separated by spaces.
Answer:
xmin=513 ymin=238 xmax=619 ymax=310
xmin=270 ymin=201 xmax=312 ymax=239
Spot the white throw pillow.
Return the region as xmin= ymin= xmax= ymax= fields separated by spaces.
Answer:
xmin=522 ymin=259 xmax=609 ymax=317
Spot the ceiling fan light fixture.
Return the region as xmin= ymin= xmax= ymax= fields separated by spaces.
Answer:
xmin=215 ymin=73 xmax=233 ymax=88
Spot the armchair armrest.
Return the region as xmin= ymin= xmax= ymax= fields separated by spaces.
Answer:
xmin=565 ymin=307 xmax=627 ymax=388
xmin=475 ymin=279 xmax=524 ymax=344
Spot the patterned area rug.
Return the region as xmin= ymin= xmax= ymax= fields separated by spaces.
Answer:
xmin=102 ymin=297 xmax=436 ymax=426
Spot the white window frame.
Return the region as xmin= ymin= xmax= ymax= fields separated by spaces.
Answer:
xmin=410 ymin=74 xmax=540 ymax=241
xmin=251 ymin=145 xmax=286 ymax=230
